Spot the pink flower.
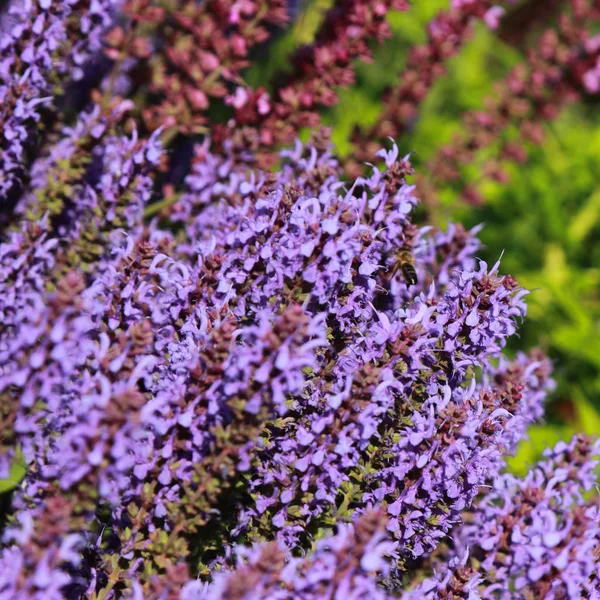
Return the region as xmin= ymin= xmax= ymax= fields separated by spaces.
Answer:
xmin=483 ymin=6 xmax=505 ymax=30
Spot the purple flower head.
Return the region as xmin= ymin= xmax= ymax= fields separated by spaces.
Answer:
xmin=0 ymin=0 xmax=117 ymax=202
xmin=419 ymin=435 xmax=600 ymax=599
xmin=0 ymin=132 xmax=583 ymax=599
xmin=197 ymin=511 xmax=396 ymax=600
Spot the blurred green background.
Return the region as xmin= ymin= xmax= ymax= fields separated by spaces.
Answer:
xmin=252 ymin=0 xmax=600 ymax=473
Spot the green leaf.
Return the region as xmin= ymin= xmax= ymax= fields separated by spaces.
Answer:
xmin=0 ymin=448 xmax=26 ymax=494
xmin=572 ymin=388 xmax=600 ymax=436
xmin=507 ymin=424 xmax=574 ymax=477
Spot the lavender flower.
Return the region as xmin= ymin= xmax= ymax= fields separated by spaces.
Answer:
xmin=0 ymin=1 xmax=598 ymax=597
xmin=456 ymin=435 xmax=600 ymax=598
xmin=0 ymin=123 xmax=593 ymax=598
xmin=194 ymin=511 xmax=396 ymax=600
xmin=0 ymin=0 xmax=116 ymax=202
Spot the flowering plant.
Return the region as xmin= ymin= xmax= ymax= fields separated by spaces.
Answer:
xmin=0 ymin=1 xmax=599 ymax=599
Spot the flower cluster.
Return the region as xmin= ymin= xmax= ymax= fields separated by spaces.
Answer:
xmin=347 ymin=0 xmax=600 ymax=203
xmin=0 ymin=0 xmax=116 ymax=207
xmin=0 ymin=1 xmax=599 ymax=600
xmin=196 ymin=434 xmax=600 ymax=598
xmin=216 ymin=0 xmax=410 ymax=162
xmin=195 ymin=511 xmax=396 ymax=600
xmin=95 ymin=0 xmax=411 ymax=172
xmin=0 ymin=120 xmax=587 ymax=597
xmin=102 ymin=0 xmax=289 ymax=137
xmin=408 ymin=434 xmax=600 ymax=598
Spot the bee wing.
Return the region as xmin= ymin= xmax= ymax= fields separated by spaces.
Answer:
xmin=388 ymin=262 xmax=400 ymax=278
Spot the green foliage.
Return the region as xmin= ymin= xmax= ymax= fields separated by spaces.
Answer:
xmin=0 ymin=448 xmax=26 ymax=495
xmin=245 ymin=0 xmax=334 ymax=89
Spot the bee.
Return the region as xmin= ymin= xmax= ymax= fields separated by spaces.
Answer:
xmin=390 ymin=248 xmax=418 ymax=287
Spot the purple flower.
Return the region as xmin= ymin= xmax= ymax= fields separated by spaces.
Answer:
xmin=420 ymin=435 xmax=600 ymax=599
xmin=0 ymin=134 xmax=586 ymax=598
xmin=197 ymin=511 xmax=396 ymax=600
xmin=0 ymin=0 xmax=116 ymax=202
